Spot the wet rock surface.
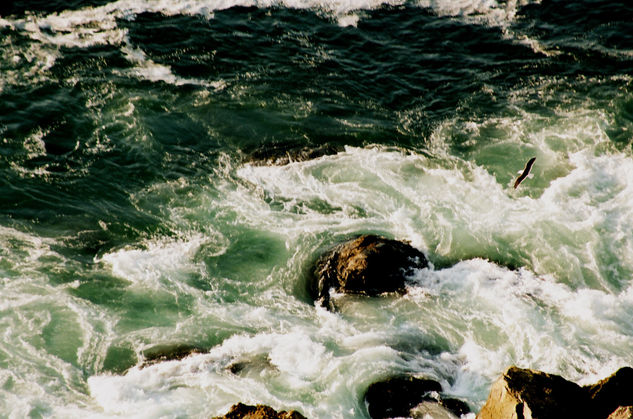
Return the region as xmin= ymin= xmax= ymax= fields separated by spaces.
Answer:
xmin=477 ymin=366 xmax=587 ymax=419
xmin=477 ymin=366 xmax=633 ymax=419
xmin=213 ymin=403 xmax=306 ymax=419
xmin=312 ymin=234 xmax=428 ymax=307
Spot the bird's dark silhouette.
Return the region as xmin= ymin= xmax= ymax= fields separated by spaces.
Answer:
xmin=513 ymin=157 xmax=536 ymax=189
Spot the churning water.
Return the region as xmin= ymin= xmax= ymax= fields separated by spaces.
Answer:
xmin=1 ymin=0 xmax=632 ymax=417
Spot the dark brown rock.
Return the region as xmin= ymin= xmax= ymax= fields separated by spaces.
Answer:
xmin=476 ymin=366 xmax=589 ymax=419
xmin=213 ymin=403 xmax=306 ymax=419
xmin=313 ymin=235 xmax=428 ymax=306
xmin=364 ymin=376 xmax=443 ymax=418
xmin=585 ymin=367 xmax=633 ymax=419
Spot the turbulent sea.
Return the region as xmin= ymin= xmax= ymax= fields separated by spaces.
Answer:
xmin=1 ymin=0 xmax=633 ymax=417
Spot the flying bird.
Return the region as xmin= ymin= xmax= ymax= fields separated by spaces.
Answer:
xmin=513 ymin=157 xmax=536 ymax=189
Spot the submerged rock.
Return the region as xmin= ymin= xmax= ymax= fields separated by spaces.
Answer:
xmin=246 ymin=143 xmax=343 ymax=166
xmin=312 ymin=235 xmax=428 ymax=307
xmin=365 ymin=376 xmax=470 ymax=419
xmin=213 ymin=403 xmax=306 ymax=419
xmin=226 ymin=353 xmax=277 ymax=378
xmin=139 ymin=343 xmax=204 ymax=368
xmin=477 ymin=366 xmax=633 ymax=419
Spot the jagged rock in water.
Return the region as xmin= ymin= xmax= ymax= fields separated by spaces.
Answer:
xmin=213 ymin=403 xmax=306 ymax=419
xmin=365 ymin=376 xmax=470 ymax=419
xmin=312 ymin=235 xmax=428 ymax=307
xmin=607 ymin=406 xmax=633 ymax=419
xmin=476 ymin=366 xmax=588 ymax=419
xmin=584 ymin=367 xmax=633 ymax=419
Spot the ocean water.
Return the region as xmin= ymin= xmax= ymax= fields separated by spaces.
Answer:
xmin=1 ymin=0 xmax=633 ymax=417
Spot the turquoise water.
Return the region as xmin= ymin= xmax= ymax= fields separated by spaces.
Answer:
xmin=1 ymin=0 xmax=633 ymax=417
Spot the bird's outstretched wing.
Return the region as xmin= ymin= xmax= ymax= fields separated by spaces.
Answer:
xmin=513 ymin=157 xmax=536 ymax=189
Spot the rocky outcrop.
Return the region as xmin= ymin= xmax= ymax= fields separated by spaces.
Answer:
xmin=213 ymin=403 xmax=306 ymax=419
xmin=364 ymin=376 xmax=470 ymax=419
xmin=477 ymin=366 xmax=633 ymax=419
xmin=312 ymin=235 xmax=428 ymax=307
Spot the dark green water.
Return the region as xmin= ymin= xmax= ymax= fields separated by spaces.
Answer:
xmin=1 ymin=0 xmax=633 ymax=417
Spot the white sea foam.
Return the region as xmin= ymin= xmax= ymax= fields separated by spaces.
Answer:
xmin=0 ymin=226 xmax=59 ymax=280
xmin=89 ymin=330 xmax=344 ymax=418
xmin=88 ymin=307 xmax=474 ymax=417
xmin=118 ymin=40 xmax=225 ymax=88
xmin=98 ymin=234 xmax=207 ymax=290
xmin=232 ymin=122 xmax=633 ymax=287
xmin=0 ymin=228 xmax=118 ymax=418
xmin=408 ymin=259 xmax=633 ymax=379
xmin=417 ymin=0 xmax=531 ymax=24
xmin=86 ymin=257 xmax=633 ymax=416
